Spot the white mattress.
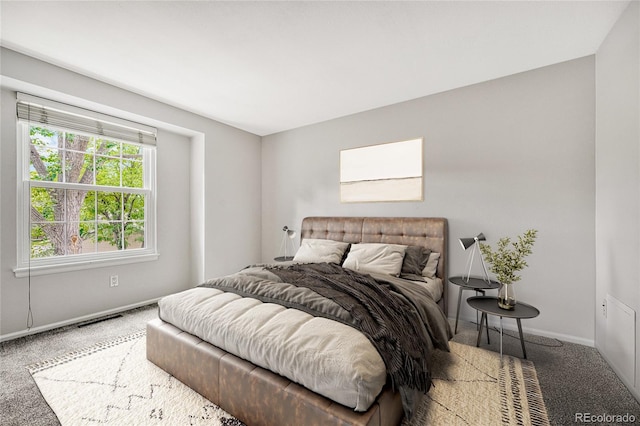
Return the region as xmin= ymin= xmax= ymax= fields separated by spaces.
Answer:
xmin=158 ymin=287 xmax=387 ymax=412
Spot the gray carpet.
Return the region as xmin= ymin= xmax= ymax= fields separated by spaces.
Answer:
xmin=1 ymin=304 xmax=639 ymax=425
xmin=1 ymin=306 xmax=158 ymax=426
xmin=453 ymin=319 xmax=640 ymax=425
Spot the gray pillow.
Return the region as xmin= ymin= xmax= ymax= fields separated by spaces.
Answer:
xmin=401 ymin=246 xmax=431 ymax=277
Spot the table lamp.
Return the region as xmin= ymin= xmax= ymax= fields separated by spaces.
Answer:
xmin=459 ymin=233 xmax=490 ymax=283
xmin=278 ymin=226 xmax=297 ymax=261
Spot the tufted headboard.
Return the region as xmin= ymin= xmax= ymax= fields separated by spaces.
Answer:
xmin=300 ymin=216 xmax=448 ymax=314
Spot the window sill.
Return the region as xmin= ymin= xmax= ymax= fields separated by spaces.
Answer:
xmin=13 ymin=252 xmax=159 ymax=278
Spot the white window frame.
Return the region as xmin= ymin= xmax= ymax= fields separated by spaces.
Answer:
xmin=14 ymin=97 xmax=158 ymax=277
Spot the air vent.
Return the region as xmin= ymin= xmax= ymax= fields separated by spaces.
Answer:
xmin=77 ymin=314 xmax=123 ymax=328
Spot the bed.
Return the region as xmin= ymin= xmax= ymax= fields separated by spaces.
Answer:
xmin=147 ymin=216 xmax=450 ymax=426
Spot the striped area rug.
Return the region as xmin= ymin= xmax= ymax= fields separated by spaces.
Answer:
xmin=28 ymin=332 xmax=549 ymax=425
xmin=408 ymin=341 xmax=550 ymax=425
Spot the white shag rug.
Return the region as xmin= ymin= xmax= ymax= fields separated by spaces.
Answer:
xmin=28 ymin=331 xmax=242 ymax=426
xmin=28 ymin=330 xmax=550 ymax=426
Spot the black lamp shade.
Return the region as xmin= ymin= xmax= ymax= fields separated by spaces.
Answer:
xmin=459 ymin=237 xmax=476 ymax=250
xmin=283 ymin=226 xmax=297 ymax=239
xmin=459 ymin=233 xmax=486 ymax=250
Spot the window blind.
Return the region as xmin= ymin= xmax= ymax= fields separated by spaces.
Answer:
xmin=16 ymin=93 xmax=157 ymax=146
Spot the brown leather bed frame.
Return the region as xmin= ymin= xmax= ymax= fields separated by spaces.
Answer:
xmin=147 ymin=216 xmax=448 ymax=426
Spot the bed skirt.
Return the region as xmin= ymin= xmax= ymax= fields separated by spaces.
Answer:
xmin=146 ymin=318 xmax=404 ymax=426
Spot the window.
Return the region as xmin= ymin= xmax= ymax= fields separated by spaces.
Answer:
xmin=15 ymin=94 xmax=158 ymax=277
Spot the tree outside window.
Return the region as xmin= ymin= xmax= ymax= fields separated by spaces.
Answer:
xmin=28 ymin=126 xmax=147 ymax=259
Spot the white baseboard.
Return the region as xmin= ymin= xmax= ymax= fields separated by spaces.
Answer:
xmin=0 ymin=298 xmax=160 ymax=343
xmin=453 ymin=313 xmax=595 ymax=347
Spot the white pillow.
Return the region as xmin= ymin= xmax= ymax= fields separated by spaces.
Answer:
xmin=343 ymin=243 xmax=407 ymax=276
xmin=422 ymin=252 xmax=440 ymax=278
xmin=293 ymin=238 xmax=350 ymax=264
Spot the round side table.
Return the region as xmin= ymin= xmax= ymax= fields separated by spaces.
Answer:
xmin=467 ymin=296 xmax=540 ymax=359
xmin=448 ymin=276 xmax=500 ymax=333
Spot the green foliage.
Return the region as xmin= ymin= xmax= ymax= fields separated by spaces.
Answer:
xmin=28 ymin=126 xmax=146 ymax=258
xmin=479 ymin=229 xmax=538 ymax=285
xmin=30 ymin=224 xmax=55 ymax=258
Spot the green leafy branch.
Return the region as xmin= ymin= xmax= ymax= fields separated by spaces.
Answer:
xmin=479 ymin=229 xmax=538 ymax=285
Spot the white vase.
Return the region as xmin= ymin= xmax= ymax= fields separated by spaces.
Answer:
xmin=498 ymin=283 xmax=516 ymax=310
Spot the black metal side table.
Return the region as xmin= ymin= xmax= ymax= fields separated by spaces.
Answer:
xmin=449 ymin=276 xmax=500 ymax=333
xmin=467 ymin=296 xmax=540 ymax=359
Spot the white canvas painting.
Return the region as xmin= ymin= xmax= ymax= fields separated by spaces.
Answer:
xmin=340 ymin=138 xmax=423 ymax=202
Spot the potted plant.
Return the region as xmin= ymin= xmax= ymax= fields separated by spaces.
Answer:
xmin=479 ymin=229 xmax=537 ymax=310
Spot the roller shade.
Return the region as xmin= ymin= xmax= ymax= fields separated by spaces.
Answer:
xmin=17 ymin=93 xmax=157 ymax=146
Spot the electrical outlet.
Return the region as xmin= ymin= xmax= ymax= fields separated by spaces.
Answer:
xmin=602 ymin=299 xmax=607 ymax=318
xmin=110 ymin=275 xmax=119 ymax=287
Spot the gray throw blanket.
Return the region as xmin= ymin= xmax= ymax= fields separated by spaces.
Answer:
xmin=201 ymin=262 xmax=450 ymax=419
xmin=267 ymin=263 xmax=432 ymax=392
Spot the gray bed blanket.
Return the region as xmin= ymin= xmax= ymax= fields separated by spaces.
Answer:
xmin=200 ymin=262 xmax=452 ymax=418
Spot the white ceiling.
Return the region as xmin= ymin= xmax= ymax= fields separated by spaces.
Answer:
xmin=0 ymin=1 xmax=631 ymax=136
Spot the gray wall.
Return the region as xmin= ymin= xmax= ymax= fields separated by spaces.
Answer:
xmin=0 ymin=48 xmax=262 ymax=338
xmin=595 ymin=1 xmax=640 ymax=400
xmin=262 ymin=56 xmax=596 ymax=344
